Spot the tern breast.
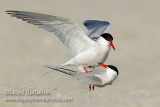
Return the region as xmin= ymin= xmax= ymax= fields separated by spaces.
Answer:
xmin=96 ymin=37 xmax=111 ymax=64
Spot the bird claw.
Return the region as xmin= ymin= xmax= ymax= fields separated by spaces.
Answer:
xmin=86 ymin=70 xmax=92 ymax=73
xmin=83 ymin=66 xmax=92 ymax=73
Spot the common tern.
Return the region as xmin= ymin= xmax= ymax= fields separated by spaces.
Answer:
xmin=6 ymin=10 xmax=115 ymax=72
xmin=45 ymin=64 xmax=118 ymax=90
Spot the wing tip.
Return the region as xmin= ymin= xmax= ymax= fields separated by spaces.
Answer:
xmin=5 ymin=10 xmax=18 ymax=14
xmin=83 ymin=20 xmax=110 ymax=26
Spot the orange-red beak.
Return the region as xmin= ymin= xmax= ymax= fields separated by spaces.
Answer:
xmin=108 ymin=42 xmax=115 ymax=50
xmin=99 ymin=63 xmax=108 ymax=69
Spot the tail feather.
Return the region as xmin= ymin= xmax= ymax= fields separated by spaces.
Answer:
xmin=56 ymin=58 xmax=74 ymax=68
xmin=44 ymin=65 xmax=73 ymax=76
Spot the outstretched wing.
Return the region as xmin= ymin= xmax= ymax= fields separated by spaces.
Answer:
xmin=6 ymin=10 xmax=96 ymax=56
xmin=83 ymin=20 xmax=110 ymax=40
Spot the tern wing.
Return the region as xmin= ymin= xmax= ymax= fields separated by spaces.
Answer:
xmin=45 ymin=66 xmax=102 ymax=85
xmin=77 ymin=73 xmax=102 ymax=85
xmin=6 ymin=11 xmax=96 ymax=56
xmin=83 ymin=20 xmax=110 ymax=40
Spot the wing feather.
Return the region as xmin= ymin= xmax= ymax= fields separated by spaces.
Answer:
xmin=6 ymin=10 xmax=96 ymax=56
xmin=84 ymin=20 xmax=110 ymax=40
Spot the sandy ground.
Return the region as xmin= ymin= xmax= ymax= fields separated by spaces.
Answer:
xmin=1 ymin=0 xmax=160 ymax=107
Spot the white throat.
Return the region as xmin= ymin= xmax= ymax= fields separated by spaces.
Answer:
xmin=95 ymin=37 xmax=111 ymax=64
xmin=106 ymin=68 xmax=118 ymax=83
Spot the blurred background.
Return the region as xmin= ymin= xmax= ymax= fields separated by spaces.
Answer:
xmin=1 ymin=0 xmax=160 ymax=107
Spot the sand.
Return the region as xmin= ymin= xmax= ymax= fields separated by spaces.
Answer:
xmin=0 ymin=0 xmax=160 ymax=107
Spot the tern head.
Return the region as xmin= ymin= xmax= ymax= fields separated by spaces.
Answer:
xmin=101 ymin=33 xmax=115 ymax=50
xmin=107 ymin=65 xmax=119 ymax=75
xmin=99 ymin=64 xmax=119 ymax=75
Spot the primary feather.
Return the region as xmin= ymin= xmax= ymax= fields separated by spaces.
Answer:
xmin=84 ymin=20 xmax=110 ymax=39
xmin=6 ymin=10 xmax=96 ymax=56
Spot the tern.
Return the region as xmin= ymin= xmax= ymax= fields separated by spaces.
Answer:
xmin=6 ymin=10 xmax=115 ymax=73
xmin=45 ymin=64 xmax=119 ymax=90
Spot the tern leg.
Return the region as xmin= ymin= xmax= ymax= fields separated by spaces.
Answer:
xmin=83 ymin=66 xmax=92 ymax=73
xmin=89 ymin=85 xmax=91 ymax=90
xmin=92 ymin=85 xmax=94 ymax=90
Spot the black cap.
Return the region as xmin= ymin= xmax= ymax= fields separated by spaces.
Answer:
xmin=107 ymin=65 xmax=119 ymax=75
xmin=101 ymin=33 xmax=113 ymax=42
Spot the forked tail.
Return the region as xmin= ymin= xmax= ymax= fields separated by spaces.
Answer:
xmin=44 ymin=65 xmax=76 ymax=76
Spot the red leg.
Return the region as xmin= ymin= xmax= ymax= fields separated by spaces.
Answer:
xmin=83 ymin=66 xmax=92 ymax=73
xmin=89 ymin=85 xmax=91 ymax=90
xmin=92 ymin=85 xmax=94 ymax=90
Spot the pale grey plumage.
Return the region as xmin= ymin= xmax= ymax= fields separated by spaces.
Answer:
xmin=45 ymin=65 xmax=118 ymax=87
xmin=6 ymin=10 xmax=95 ymax=56
xmin=84 ymin=20 xmax=110 ymax=40
xmin=6 ymin=10 xmax=113 ymax=69
xmin=45 ymin=66 xmax=103 ymax=85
